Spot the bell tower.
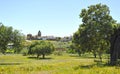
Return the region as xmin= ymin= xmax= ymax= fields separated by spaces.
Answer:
xmin=38 ymin=30 xmax=41 ymax=37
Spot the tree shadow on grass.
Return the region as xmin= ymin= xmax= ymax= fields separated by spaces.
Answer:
xmin=0 ymin=62 xmax=22 ymax=65
xmin=69 ymin=55 xmax=95 ymax=59
xmin=27 ymin=56 xmax=53 ymax=60
xmin=73 ymin=62 xmax=112 ymax=70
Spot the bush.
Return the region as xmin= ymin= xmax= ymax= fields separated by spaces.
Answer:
xmin=66 ymin=49 xmax=75 ymax=54
xmin=20 ymin=48 xmax=28 ymax=56
xmin=6 ymin=49 xmax=14 ymax=54
xmin=54 ymin=51 xmax=63 ymax=56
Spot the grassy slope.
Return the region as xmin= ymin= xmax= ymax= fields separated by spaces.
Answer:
xmin=0 ymin=54 xmax=120 ymax=74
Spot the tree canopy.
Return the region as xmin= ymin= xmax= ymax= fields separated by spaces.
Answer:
xmin=73 ymin=3 xmax=116 ymax=60
xmin=28 ymin=41 xmax=55 ymax=59
xmin=0 ymin=23 xmax=24 ymax=54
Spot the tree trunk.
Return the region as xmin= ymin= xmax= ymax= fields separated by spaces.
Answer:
xmin=42 ymin=54 xmax=45 ymax=59
xmin=110 ymin=49 xmax=117 ymax=65
xmin=98 ymin=52 xmax=102 ymax=62
xmin=110 ymin=33 xmax=115 ymax=65
xmin=78 ymin=52 xmax=81 ymax=56
xmin=37 ymin=54 xmax=39 ymax=59
xmin=99 ymin=44 xmax=103 ymax=62
xmin=110 ymin=30 xmax=120 ymax=65
xmin=94 ymin=53 xmax=96 ymax=58
xmin=78 ymin=49 xmax=81 ymax=56
xmin=93 ymin=50 xmax=97 ymax=58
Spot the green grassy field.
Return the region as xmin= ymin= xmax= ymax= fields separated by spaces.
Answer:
xmin=0 ymin=53 xmax=120 ymax=74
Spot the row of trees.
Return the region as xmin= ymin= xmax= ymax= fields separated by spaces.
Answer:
xmin=0 ymin=23 xmax=24 ymax=54
xmin=72 ymin=3 xmax=118 ymax=62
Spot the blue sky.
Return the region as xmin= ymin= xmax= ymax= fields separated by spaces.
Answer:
xmin=0 ymin=0 xmax=120 ymax=37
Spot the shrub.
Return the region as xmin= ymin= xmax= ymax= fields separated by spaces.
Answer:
xmin=54 ymin=51 xmax=63 ymax=56
xmin=20 ymin=48 xmax=28 ymax=56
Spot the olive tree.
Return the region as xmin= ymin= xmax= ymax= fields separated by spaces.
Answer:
xmin=29 ymin=41 xmax=54 ymax=59
xmin=73 ymin=3 xmax=115 ymax=61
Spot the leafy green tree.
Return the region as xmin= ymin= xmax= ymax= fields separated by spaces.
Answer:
xmin=68 ymin=43 xmax=82 ymax=56
xmin=0 ymin=23 xmax=24 ymax=54
xmin=0 ymin=24 xmax=13 ymax=54
xmin=11 ymin=30 xmax=25 ymax=53
xmin=29 ymin=41 xmax=54 ymax=59
xmin=73 ymin=3 xmax=115 ymax=61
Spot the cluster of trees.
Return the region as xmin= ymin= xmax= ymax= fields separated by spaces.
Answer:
xmin=0 ymin=22 xmax=57 ymax=59
xmin=72 ymin=3 xmax=118 ymax=62
xmin=0 ymin=23 xmax=24 ymax=54
xmin=1 ymin=3 xmax=120 ymax=65
xmin=0 ymin=23 xmax=55 ymax=59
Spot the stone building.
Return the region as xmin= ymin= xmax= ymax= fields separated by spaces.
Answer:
xmin=27 ymin=30 xmax=42 ymax=40
xmin=27 ymin=34 xmax=32 ymax=40
xmin=38 ymin=30 xmax=41 ymax=37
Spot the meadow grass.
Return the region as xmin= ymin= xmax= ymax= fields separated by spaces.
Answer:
xmin=0 ymin=53 xmax=120 ymax=74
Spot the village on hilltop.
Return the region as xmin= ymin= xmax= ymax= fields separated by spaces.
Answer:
xmin=27 ymin=30 xmax=72 ymax=42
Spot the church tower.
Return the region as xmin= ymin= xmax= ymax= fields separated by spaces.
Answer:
xmin=38 ymin=30 xmax=41 ymax=37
